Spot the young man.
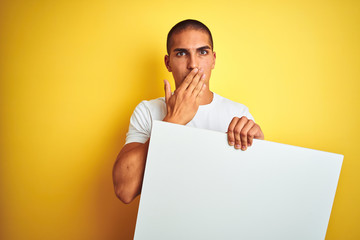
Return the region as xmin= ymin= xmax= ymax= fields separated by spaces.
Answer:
xmin=113 ymin=20 xmax=264 ymax=204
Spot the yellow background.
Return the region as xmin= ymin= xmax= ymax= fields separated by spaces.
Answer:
xmin=1 ymin=0 xmax=359 ymax=239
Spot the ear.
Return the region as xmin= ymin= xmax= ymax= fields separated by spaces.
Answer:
xmin=164 ymin=55 xmax=172 ymax=72
xmin=211 ymin=51 xmax=216 ymax=69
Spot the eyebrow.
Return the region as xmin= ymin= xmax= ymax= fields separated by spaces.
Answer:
xmin=197 ymin=46 xmax=211 ymax=51
xmin=173 ymin=48 xmax=188 ymax=53
xmin=173 ymin=45 xmax=211 ymax=52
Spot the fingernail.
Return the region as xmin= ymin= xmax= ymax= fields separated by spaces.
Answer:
xmin=194 ymin=68 xmax=198 ymax=72
xmin=202 ymin=74 xmax=206 ymax=79
xmin=229 ymin=142 xmax=234 ymax=146
xmin=248 ymin=143 xmax=251 ymax=147
xmin=235 ymin=144 xmax=241 ymax=149
xmin=242 ymin=145 xmax=246 ymax=151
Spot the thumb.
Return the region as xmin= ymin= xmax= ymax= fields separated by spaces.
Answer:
xmin=164 ymin=79 xmax=172 ymax=103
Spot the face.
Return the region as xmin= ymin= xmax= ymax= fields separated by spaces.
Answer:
xmin=165 ymin=29 xmax=216 ymax=88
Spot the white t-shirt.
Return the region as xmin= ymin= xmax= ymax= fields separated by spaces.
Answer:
xmin=125 ymin=92 xmax=254 ymax=145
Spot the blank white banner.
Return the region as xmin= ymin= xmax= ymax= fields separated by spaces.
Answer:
xmin=134 ymin=120 xmax=343 ymax=240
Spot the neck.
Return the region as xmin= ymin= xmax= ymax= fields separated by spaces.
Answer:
xmin=199 ymin=88 xmax=213 ymax=105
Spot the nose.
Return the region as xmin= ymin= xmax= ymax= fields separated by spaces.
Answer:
xmin=187 ymin=53 xmax=198 ymax=70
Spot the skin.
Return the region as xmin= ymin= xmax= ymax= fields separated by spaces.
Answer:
xmin=113 ymin=28 xmax=264 ymax=204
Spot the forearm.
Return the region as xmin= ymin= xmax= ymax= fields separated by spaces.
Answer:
xmin=113 ymin=140 xmax=149 ymax=204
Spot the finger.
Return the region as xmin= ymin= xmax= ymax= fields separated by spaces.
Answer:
xmin=195 ymin=83 xmax=206 ymax=103
xmin=240 ymin=119 xmax=255 ymax=149
xmin=187 ymin=69 xmax=203 ymax=93
xmin=250 ymin=123 xmax=264 ymax=141
xmin=227 ymin=117 xmax=239 ymax=146
xmin=247 ymin=125 xmax=258 ymax=147
xmin=253 ymin=123 xmax=264 ymax=140
xmin=195 ymin=83 xmax=206 ymax=104
xmin=233 ymin=116 xmax=248 ymax=150
xmin=193 ymin=73 xmax=206 ymax=96
xmin=178 ymin=68 xmax=199 ymax=91
xmin=164 ymin=79 xmax=172 ymax=104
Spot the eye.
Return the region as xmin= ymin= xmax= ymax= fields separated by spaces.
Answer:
xmin=176 ymin=51 xmax=186 ymax=56
xmin=200 ymin=49 xmax=208 ymax=55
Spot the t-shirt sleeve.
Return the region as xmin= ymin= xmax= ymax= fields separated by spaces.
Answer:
xmin=245 ymin=107 xmax=255 ymax=121
xmin=125 ymin=101 xmax=152 ymax=145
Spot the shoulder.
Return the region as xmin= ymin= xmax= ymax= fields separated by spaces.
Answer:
xmin=141 ymin=97 xmax=166 ymax=110
xmin=131 ymin=96 xmax=166 ymax=123
xmin=136 ymin=97 xmax=166 ymax=118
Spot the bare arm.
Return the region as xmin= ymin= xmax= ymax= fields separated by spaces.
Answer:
xmin=112 ymin=140 xmax=149 ymax=204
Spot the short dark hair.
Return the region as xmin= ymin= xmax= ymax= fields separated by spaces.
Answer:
xmin=166 ymin=19 xmax=213 ymax=54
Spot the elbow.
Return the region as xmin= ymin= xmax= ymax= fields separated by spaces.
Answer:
xmin=118 ymin=194 xmax=133 ymax=205
xmin=115 ymin=186 xmax=137 ymax=204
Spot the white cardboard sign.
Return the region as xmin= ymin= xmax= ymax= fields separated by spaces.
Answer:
xmin=134 ymin=121 xmax=343 ymax=240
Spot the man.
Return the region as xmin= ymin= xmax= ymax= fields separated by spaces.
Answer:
xmin=113 ymin=19 xmax=264 ymax=204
